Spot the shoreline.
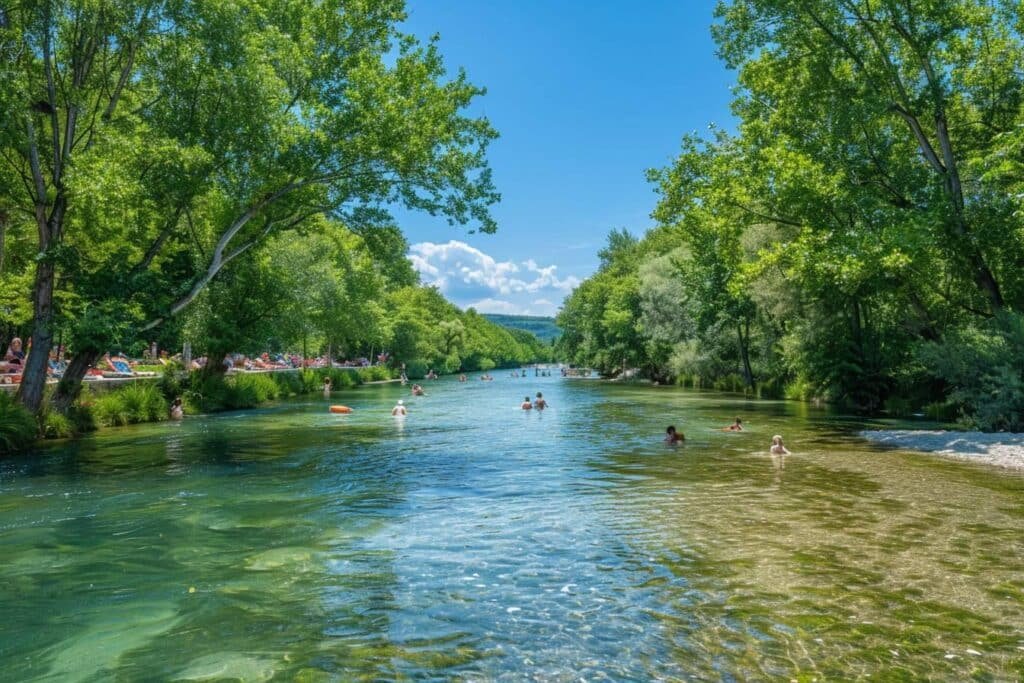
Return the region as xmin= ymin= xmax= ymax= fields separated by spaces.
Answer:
xmin=861 ymin=429 xmax=1024 ymax=470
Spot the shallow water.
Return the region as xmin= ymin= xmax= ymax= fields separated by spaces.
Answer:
xmin=2 ymin=377 xmax=1023 ymax=681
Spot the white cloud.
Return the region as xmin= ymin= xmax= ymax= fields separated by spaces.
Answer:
xmin=408 ymin=241 xmax=580 ymax=314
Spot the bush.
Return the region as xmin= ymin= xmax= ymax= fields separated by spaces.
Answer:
xmin=919 ymin=313 xmax=1024 ymax=431
xmin=41 ymin=410 xmax=75 ymax=439
xmin=93 ymin=382 xmax=168 ymax=427
xmin=403 ymin=359 xmax=429 ymax=379
xmin=357 ymin=365 xmax=391 ymax=383
xmin=186 ymin=374 xmax=233 ymax=413
xmin=230 ymin=373 xmax=281 ymax=407
xmin=0 ymin=391 xmax=38 ymax=454
xmin=68 ymin=404 xmax=98 ymax=433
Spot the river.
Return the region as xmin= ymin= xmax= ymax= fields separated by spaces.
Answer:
xmin=2 ymin=376 xmax=1022 ymax=680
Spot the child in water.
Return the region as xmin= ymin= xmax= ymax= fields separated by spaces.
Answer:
xmin=665 ymin=425 xmax=684 ymax=444
xmin=170 ymin=397 xmax=184 ymax=421
xmin=392 ymin=400 xmax=407 ymax=416
xmin=533 ymin=392 xmax=547 ymax=409
xmin=521 ymin=396 xmax=533 ymax=410
xmin=770 ymin=435 xmax=790 ymax=455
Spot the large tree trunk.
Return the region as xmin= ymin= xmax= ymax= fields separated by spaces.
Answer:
xmin=17 ymin=260 xmax=57 ymax=413
xmin=52 ymin=349 xmax=103 ymax=413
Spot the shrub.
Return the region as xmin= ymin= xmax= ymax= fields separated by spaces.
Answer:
xmin=919 ymin=313 xmax=1024 ymax=431
xmin=882 ymin=395 xmax=913 ymax=418
xmin=68 ymin=404 xmax=98 ymax=433
xmin=0 ymin=391 xmax=38 ymax=454
xmin=41 ymin=410 xmax=75 ymax=439
xmin=186 ymin=374 xmax=233 ymax=413
xmin=357 ymin=365 xmax=391 ymax=383
xmin=271 ymin=371 xmax=306 ymax=396
xmin=404 ymin=359 xmax=429 ymax=379
xmin=231 ymin=373 xmax=281 ymax=407
xmin=93 ymin=382 xmax=168 ymax=427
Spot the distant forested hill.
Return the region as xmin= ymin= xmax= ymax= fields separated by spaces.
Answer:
xmin=483 ymin=314 xmax=561 ymax=343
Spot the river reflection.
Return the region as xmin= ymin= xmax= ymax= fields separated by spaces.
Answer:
xmin=1 ymin=378 xmax=1023 ymax=680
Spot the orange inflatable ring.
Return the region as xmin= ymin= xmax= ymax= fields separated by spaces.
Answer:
xmin=329 ymin=405 xmax=352 ymax=414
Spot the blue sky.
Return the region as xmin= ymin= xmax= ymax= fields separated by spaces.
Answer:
xmin=398 ymin=1 xmax=736 ymax=316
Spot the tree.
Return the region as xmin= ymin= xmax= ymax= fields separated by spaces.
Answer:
xmin=1 ymin=0 xmax=500 ymax=413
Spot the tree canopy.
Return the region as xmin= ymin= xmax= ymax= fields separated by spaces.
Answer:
xmin=559 ymin=0 xmax=1024 ymax=430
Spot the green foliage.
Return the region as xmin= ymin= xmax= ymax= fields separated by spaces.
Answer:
xmin=41 ymin=410 xmax=75 ymax=440
xmin=4 ymin=0 xmax=502 ymax=413
xmin=0 ymin=391 xmax=37 ymax=454
xmin=357 ymin=366 xmax=393 ymax=383
xmin=560 ymin=2 xmax=1024 ymax=427
xmin=92 ymin=384 xmax=169 ymax=428
xmin=403 ymin=360 xmax=429 ymax=380
xmin=919 ymin=314 xmax=1024 ymax=431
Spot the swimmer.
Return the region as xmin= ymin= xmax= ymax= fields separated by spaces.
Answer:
xmin=770 ymin=435 xmax=790 ymax=455
xmin=391 ymin=399 xmax=407 ymax=417
xmin=170 ymin=397 xmax=184 ymax=421
xmin=722 ymin=417 xmax=743 ymax=432
xmin=459 ymin=374 xmax=467 ymax=382
xmin=521 ymin=396 xmax=533 ymax=410
xmin=323 ymin=376 xmax=332 ymax=397
xmin=411 ymin=384 xmax=425 ymax=396
xmin=533 ymin=392 xmax=547 ymax=409
xmin=665 ymin=425 xmax=684 ymax=444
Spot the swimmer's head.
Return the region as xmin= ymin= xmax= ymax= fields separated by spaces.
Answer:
xmin=397 ymin=399 xmax=404 ymax=405
xmin=536 ymin=392 xmax=543 ymax=398
xmin=666 ymin=426 xmax=676 ymax=434
xmin=772 ymin=434 xmax=783 ymax=445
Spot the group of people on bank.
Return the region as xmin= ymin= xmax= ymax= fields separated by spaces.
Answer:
xmin=664 ymin=416 xmax=791 ymax=455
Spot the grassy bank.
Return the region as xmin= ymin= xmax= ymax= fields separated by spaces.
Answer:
xmin=0 ymin=366 xmax=396 ymax=455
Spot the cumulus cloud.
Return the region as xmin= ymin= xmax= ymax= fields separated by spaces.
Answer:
xmin=407 ymin=241 xmax=579 ymax=316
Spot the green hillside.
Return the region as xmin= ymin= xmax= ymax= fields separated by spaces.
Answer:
xmin=482 ymin=314 xmax=561 ymax=343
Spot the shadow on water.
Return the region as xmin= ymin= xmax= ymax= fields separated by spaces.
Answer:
xmin=1 ymin=379 xmax=1023 ymax=680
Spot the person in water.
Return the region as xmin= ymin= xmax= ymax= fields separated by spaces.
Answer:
xmin=323 ymin=376 xmax=332 ymax=398
xmin=459 ymin=374 xmax=467 ymax=382
xmin=770 ymin=435 xmax=790 ymax=455
xmin=533 ymin=392 xmax=547 ymax=409
xmin=170 ymin=397 xmax=184 ymax=421
xmin=665 ymin=425 xmax=684 ymax=444
xmin=411 ymin=384 xmax=425 ymax=396
xmin=392 ymin=399 xmax=407 ymax=416
xmin=723 ymin=417 xmax=743 ymax=432
xmin=521 ymin=396 xmax=533 ymax=410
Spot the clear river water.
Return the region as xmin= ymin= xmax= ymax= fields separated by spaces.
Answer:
xmin=2 ymin=376 xmax=1023 ymax=681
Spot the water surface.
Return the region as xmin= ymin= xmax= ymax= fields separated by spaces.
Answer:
xmin=2 ymin=377 xmax=1023 ymax=680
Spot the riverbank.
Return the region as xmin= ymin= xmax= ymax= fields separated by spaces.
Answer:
xmin=0 ymin=366 xmax=398 ymax=455
xmin=861 ymin=429 xmax=1024 ymax=470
